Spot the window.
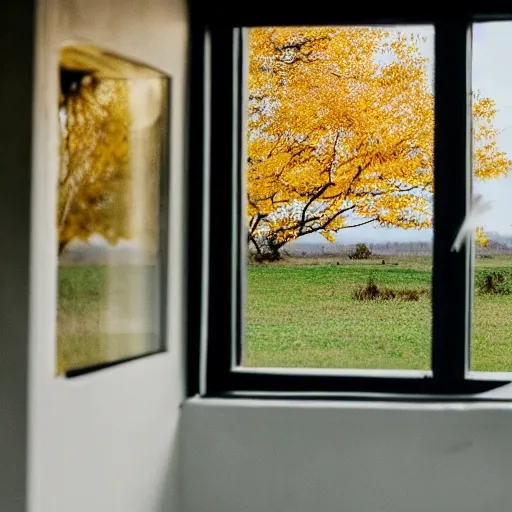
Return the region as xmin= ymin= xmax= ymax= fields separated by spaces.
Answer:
xmin=57 ymin=45 xmax=170 ymax=376
xmin=194 ymin=6 xmax=512 ymax=397
xmin=470 ymin=22 xmax=512 ymax=375
xmin=243 ymin=25 xmax=434 ymax=372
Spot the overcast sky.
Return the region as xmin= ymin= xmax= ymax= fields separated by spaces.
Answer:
xmin=472 ymin=22 xmax=512 ymax=235
xmin=304 ymin=22 xmax=512 ymax=244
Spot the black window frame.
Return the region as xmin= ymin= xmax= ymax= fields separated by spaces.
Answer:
xmin=188 ymin=4 xmax=512 ymax=399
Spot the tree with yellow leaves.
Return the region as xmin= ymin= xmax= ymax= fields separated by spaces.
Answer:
xmin=57 ymin=67 xmax=132 ymax=255
xmin=247 ymin=27 xmax=510 ymax=260
xmin=476 ymin=227 xmax=489 ymax=248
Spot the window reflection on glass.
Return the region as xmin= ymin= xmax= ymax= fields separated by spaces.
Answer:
xmin=471 ymin=23 xmax=512 ymax=372
xmin=57 ymin=46 xmax=169 ymax=375
xmin=242 ymin=26 xmax=434 ymax=371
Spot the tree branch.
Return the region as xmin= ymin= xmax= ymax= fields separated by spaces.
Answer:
xmin=248 ymin=233 xmax=262 ymax=254
xmin=298 ymin=182 xmax=332 ymax=235
xmin=338 ymin=218 xmax=379 ymax=230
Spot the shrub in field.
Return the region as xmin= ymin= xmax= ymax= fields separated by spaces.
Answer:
xmin=399 ymin=289 xmax=421 ymax=301
xmin=349 ymin=243 xmax=372 ymax=260
xmin=353 ymin=275 xmax=421 ymax=302
xmin=476 ymin=269 xmax=512 ymax=295
xmin=353 ymin=275 xmax=380 ymax=300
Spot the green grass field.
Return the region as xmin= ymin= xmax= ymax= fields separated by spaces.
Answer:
xmin=245 ymin=255 xmax=512 ymax=372
xmin=57 ymin=264 xmax=160 ymax=374
xmin=57 ymin=254 xmax=512 ymax=374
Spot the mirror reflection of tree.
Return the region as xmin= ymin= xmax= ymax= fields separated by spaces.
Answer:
xmin=58 ymin=67 xmax=133 ymax=255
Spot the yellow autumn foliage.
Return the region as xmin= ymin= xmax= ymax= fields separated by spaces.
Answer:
xmin=247 ymin=27 xmax=511 ymax=257
xmin=476 ymin=226 xmax=489 ymax=248
xmin=58 ymin=69 xmax=132 ymax=254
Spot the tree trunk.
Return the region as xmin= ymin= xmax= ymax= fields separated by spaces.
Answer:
xmin=58 ymin=240 xmax=67 ymax=256
xmin=254 ymin=247 xmax=282 ymax=263
xmin=249 ymin=234 xmax=284 ymax=263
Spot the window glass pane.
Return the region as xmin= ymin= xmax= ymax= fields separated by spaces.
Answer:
xmin=57 ymin=46 xmax=169 ymax=375
xmin=242 ymin=25 xmax=434 ymax=370
xmin=471 ymin=22 xmax=512 ymax=372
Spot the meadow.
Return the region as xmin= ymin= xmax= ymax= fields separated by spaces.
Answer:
xmin=57 ymin=264 xmax=160 ymax=374
xmin=57 ymin=253 xmax=512 ymax=374
xmin=244 ymin=254 xmax=512 ymax=372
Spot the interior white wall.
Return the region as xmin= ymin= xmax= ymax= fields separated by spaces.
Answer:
xmin=181 ymin=397 xmax=512 ymax=512
xmin=28 ymin=1 xmax=187 ymax=511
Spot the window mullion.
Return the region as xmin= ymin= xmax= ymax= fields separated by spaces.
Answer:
xmin=204 ymin=26 xmax=237 ymax=393
xmin=432 ymin=19 xmax=473 ymax=385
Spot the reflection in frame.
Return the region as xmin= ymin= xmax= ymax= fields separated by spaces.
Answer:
xmin=57 ymin=45 xmax=170 ymax=375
